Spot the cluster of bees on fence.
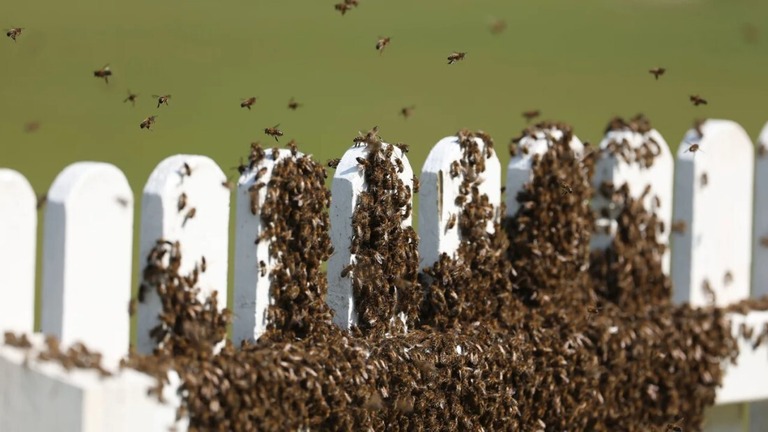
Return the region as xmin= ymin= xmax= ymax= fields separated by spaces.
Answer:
xmin=5 ymin=6 xmax=768 ymax=432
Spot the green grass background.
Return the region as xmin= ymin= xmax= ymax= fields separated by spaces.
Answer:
xmin=1 ymin=0 xmax=767 ymax=331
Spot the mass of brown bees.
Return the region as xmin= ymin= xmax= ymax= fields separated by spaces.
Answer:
xmin=3 ymin=3 xmax=768 ymax=431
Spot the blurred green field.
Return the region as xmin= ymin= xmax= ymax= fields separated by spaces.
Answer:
xmin=2 ymin=0 xmax=767 ymax=331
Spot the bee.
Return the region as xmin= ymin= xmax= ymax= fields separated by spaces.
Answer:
xmin=449 ymin=161 xmax=461 ymax=178
xmin=447 ymin=52 xmax=466 ymax=65
xmin=287 ymin=98 xmax=302 ymax=110
xmin=124 ymin=91 xmax=138 ymax=106
xmin=233 ymin=157 xmax=248 ymax=175
xmin=376 ymin=36 xmax=391 ymax=54
xmin=327 ymin=158 xmax=341 ymax=169
xmin=399 ymin=106 xmax=415 ymax=119
xmin=455 ymin=195 xmax=467 ymax=206
xmin=221 ymin=180 xmax=235 ymax=190
xmin=689 ymin=95 xmax=707 ymax=106
xmin=341 ymin=264 xmax=353 ymax=278
xmin=5 ymin=28 xmax=23 ymax=42
xmin=115 ymin=196 xmax=130 ymax=207
xmin=36 ymin=194 xmax=47 ymax=210
xmin=240 ymin=97 xmax=257 ymax=110
xmin=259 ymin=261 xmax=267 ymax=277
xmin=286 ymin=139 xmax=298 ymax=156
xmin=334 ymin=2 xmax=352 ymax=15
xmin=24 ymin=121 xmax=40 ymax=133
xmin=412 ymin=176 xmax=420 ymax=193
xmin=153 ymin=94 xmax=171 ymax=108
xmin=182 ymin=162 xmax=192 ymax=177
xmin=671 ymin=220 xmax=687 ymax=234
xmin=522 ymin=110 xmax=540 ymax=123
xmin=665 ymin=416 xmax=685 ymax=432
xmin=128 ymin=299 xmax=137 ymax=316
xmin=182 ymin=207 xmax=196 ymax=227
xmin=178 ymin=193 xmax=187 ymax=212
xmin=700 ymin=172 xmax=708 ymax=187
xmin=394 ymin=158 xmax=404 ymax=173
xmin=356 ymin=157 xmax=369 ymax=169
xmin=93 ymin=64 xmax=112 ymax=84
xmin=139 ymin=115 xmax=157 ymax=130
xmin=200 ymin=256 xmax=207 ymax=273
xmin=264 ymin=124 xmax=283 ymax=141
xmin=649 ymin=67 xmax=666 ymax=80
xmin=489 ymin=19 xmax=506 ymax=35
xmin=353 ymin=125 xmax=380 ymax=146
xmin=445 ymin=213 xmax=457 ymax=232
xmin=684 ymin=143 xmax=701 ymax=154
xmin=587 ymin=305 xmax=602 ymax=315
xmin=559 ymin=181 xmax=573 ymax=196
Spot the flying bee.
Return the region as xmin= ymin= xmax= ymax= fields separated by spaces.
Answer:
xmin=264 ymin=124 xmax=283 ymax=141
xmin=233 ymin=157 xmax=248 ymax=175
xmin=5 ymin=28 xmax=23 ymax=42
xmin=522 ymin=110 xmax=540 ymax=123
xmin=177 ymin=193 xmax=187 ymax=212
xmin=649 ymin=67 xmax=666 ymax=80
xmin=287 ymin=98 xmax=302 ymax=110
xmin=334 ymin=2 xmax=352 ymax=15
xmin=447 ymin=52 xmax=466 ymax=65
xmin=124 ymin=91 xmax=138 ymax=106
xmin=139 ymin=115 xmax=157 ymax=130
xmin=153 ymin=94 xmax=171 ymax=108
xmin=689 ymin=94 xmax=707 ymax=106
xmin=400 ymin=106 xmax=415 ymax=119
xmin=93 ymin=64 xmax=112 ymax=84
xmin=396 ymin=142 xmax=410 ymax=153
xmin=182 ymin=207 xmax=196 ymax=227
xmin=489 ymin=19 xmax=507 ymax=35
xmin=327 ymin=158 xmax=341 ymax=169
xmin=240 ymin=96 xmax=257 ymax=110
xmin=376 ymin=36 xmax=391 ymax=54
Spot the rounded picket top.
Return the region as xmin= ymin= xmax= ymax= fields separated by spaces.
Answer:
xmin=671 ymin=119 xmax=754 ymax=307
xmin=232 ymin=148 xmax=299 ymax=344
xmin=752 ymin=121 xmax=768 ymax=299
xmin=418 ymin=134 xmax=501 ymax=269
xmin=137 ymin=154 xmax=230 ymax=355
xmin=327 ymin=143 xmax=413 ymax=330
xmin=591 ymin=124 xmax=674 ymax=273
xmin=506 ymin=127 xmax=584 ymax=217
xmin=41 ymin=162 xmax=134 ymax=366
xmin=0 ymin=169 xmax=37 ymax=334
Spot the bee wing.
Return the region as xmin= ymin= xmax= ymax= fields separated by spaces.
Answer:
xmin=274 ymin=123 xmax=281 ymax=128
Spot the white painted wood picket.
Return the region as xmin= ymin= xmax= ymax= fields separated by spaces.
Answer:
xmin=1 ymin=119 xmax=768 ymax=431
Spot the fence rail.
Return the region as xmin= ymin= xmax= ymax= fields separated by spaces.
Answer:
xmin=2 ymin=118 xmax=768 ymax=431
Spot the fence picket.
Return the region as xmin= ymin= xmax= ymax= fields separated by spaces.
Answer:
xmin=418 ymin=135 xmax=501 ymax=269
xmin=751 ymin=122 xmax=768 ymax=299
xmin=591 ymin=127 xmax=674 ymax=272
xmin=232 ymin=149 xmax=296 ymax=344
xmin=136 ymin=155 xmax=230 ymax=354
xmin=327 ymin=143 xmax=413 ymax=330
xmin=671 ymin=120 xmax=754 ymax=306
xmin=0 ymin=169 xmax=37 ymax=334
xmin=40 ymin=162 xmax=134 ymax=365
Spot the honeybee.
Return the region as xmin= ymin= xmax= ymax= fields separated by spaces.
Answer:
xmin=93 ymin=64 xmax=112 ymax=84
xmin=241 ymin=97 xmax=257 ymax=110
xmin=259 ymin=261 xmax=267 ymax=277
xmin=489 ymin=19 xmax=506 ymax=35
xmin=183 ymin=207 xmax=196 ymax=227
xmin=264 ymin=124 xmax=283 ymax=141
xmin=124 ymin=91 xmax=138 ymax=106
xmin=139 ymin=115 xmax=157 ymax=130
xmin=522 ymin=110 xmax=540 ymax=123
xmin=200 ymin=256 xmax=207 ymax=272
xmin=445 ymin=214 xmax=457 ymax=232
xmin=684 ymin=143 xmax=701 ymax=154
xmin=128 ymin=299 xmax=137 ymax=316
xmin=396 ymin=142 xmax=410 ymax=153
xmin=447 ymin=52 xmax=466 ymax=65
xmin=649 ymin=67 xmax=666 ymax=80
xmin=153 ymin=94 xmax=171 ymax=108
xmin=400 ymin=106 xmax=415 ymax=119
xmin=288 ymin=98 xmax=302 ymax=110
xmin=182 ymin=162 xmax=192 ymax=177
xmin=178 ymin=193 xmax=187 ymax=212
xmin=353 ymin=125 xmax=380 ymax=146
xmin=671 ymin=220 xmax=687 ymax=234
xmin=334 ymin=2 xmax=352 ymax=15
xmin=689 ymin=95 xmax=707 ymax=106
xmin=5 ymin=28 xmax=23 ymax=42
xmin=376 ymin=36 xmax=391 ymax=54
xmin=327 ymin=158 xmax=341 ymax=169
xmin=559 ymin=181 xmax=573 ymax=196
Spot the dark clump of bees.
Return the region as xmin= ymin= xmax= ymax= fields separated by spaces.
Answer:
xmin=7 ymin=127 xmax=768 ymax=431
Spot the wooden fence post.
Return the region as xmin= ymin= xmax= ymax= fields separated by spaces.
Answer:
xmin=136 ymin=155 xmax=230 ymax=355
xmin=418 ymin=135 xmax=501 ymax=269
xmin=591 ymin=127 xmax=674 ymax=272
xmin=232 ymin=148 xmax=295 ymax=344
xmin=0 ymin=169 xmax=37 ymax=335
xmin=751 ymin=122 xmax=768 ymax=300
xmin=40 ymin=162 xmax=134 ymax=366
xmin=505 ymin=127 xmax=584 ymax=217
xmin=671 ymin=119 xmax=754 ymax=306
xmin=327 ymin=143 xmax=413 ymax=330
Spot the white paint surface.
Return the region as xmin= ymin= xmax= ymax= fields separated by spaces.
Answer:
xmin=671 ymin=120 xmax=754 ymax=306
xmin=751 ymin=122 xmax=768 ymax=299
xmin=327 ymin=143 xmax=413 ymax=330
xmin=0 ymin=169 xmax=37 ymax=334
xmin=232 ymin=149 xmax=297 ymax=344
xmin=591 ymin=129 xmax=674 ymax=273
xmin=418 ymin=136 xmax=501 ymax=269
xmin=505 ymin=128 xmax=584 ymax=217
xmin=136 ymin=155 xmax=230 ymax=355
xmin=41 ymin=162 xmax=134 ymax=367
xmin=0 ymin=334 xmax=185 ymax=432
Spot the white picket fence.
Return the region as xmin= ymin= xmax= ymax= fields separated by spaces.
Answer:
xmin=2 ymin=119 xmax=768 ymax=431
